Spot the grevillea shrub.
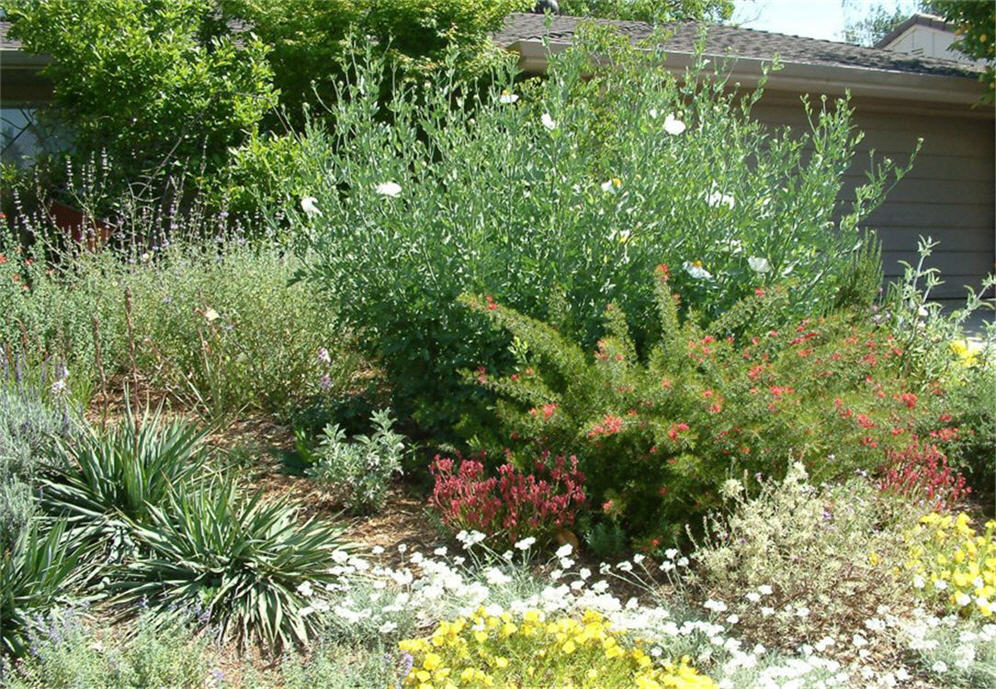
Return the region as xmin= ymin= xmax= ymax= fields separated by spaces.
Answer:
xmin=878 ymin=440 xmax=970 ymax=513
xmin=429 ymin=454 xmax=586 ymax=545
xmin=461 ymin=267 xmax=962 ymax=548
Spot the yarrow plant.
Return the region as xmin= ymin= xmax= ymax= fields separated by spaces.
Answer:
xmin=429 ymin=454 xmax=586 ymax=545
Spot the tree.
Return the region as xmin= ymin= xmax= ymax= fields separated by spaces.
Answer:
xmin=842 ymin=1 xmax=993 ymax=98
xmin=841 ymin=1 xmax=921 ymax=47
xmin=219 ymin=1 xmax=531 ymax=118
xmin=557 ymin=0 xmax=734 ymax=23
xmin=6 ymin=0 xmax=278 ymax=177
xmin=931 ymin=0 xmax=995 ymax=98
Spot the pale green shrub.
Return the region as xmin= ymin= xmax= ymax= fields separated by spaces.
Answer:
xmin=305 ymin=409 xmax=405 ymax=513
xmin=289 ymin=28 xmax=913 ymax=434
xmin=690 ymin=464 xmax=917 ymax=654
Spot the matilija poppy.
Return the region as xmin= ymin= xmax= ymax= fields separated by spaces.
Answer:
xmin=748 ymin=256 xmax=771 ymax=273
xmin=375 ymin=181 xmax=402 ymax=197
xmin=300 ymin=196 xmax=322 ymax=217
xmin=663 ymin=113 xmax=687 ymax=135
xmin=683 ymin=260 xmax=713 ymax=280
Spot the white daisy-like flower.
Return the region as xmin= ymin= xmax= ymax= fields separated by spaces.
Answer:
xmin=378 ymin=621 xmax=398 ymax=634
xmin=555 ymin=544 xmax=573 ymax=558
xmin=541 ymin=112 xmax=557 ymax=130
xmin=683 ymin=260 xmax=713 ymax=280
xmin=514 ymin=536 xmax=537 ymax=550
xmin=649 ymin=108 xmax=659 ymax=119
xmin=300 ymin=196 xmax=322 ymax=217
xmin=704 ymin=599 xmax=728 ymax=613
xmin=375 ymin=181 xmax=402 ymax=197
xmin=499 ymin=90 xmax=519 ymax=104
xmin=757 ymin=584 xmax=773 ymax=595
xmin=748 ymin=256 xmax=771 ymax=273
xmin=706 ymin=186 xmax=736 ymax=209
xmin=663 ymin=113 xmax=687 ymax=135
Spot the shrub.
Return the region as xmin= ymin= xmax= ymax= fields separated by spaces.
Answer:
xmin=5 ymin=0 xmax=277 ymax=180
xmin=902 ymin=615 xmax=996 ymax=689
xmin=689 ymin=464 xmax=916 ymax=656
xmin=0 ymin=522 xmax=81 ymax=658
xmin=878 ymin=440 xmax=970 ymax=512
xmin=903 ymin=512 xmax=996 ymax=619
xmin=429 ymin=454 xmax=587 ymax=545
xmin=290 ymin=27 xmax=910 ymax=435
xmin=246 ymin=644 xmax=403 ymax=689
xmin=397 ymin=607 xmax=717 ymax=688
xmin=111 ymin=480 xmax=353 ymax=652
xmin=5 ymin=608 xmax=215 ymax=689
xmin=0 ymin=373 xmax=78 ymax=550
xmin=462 ymin=270 xmax=956 ymax=547
xmin=0 ymin=481 xmax=35 ymax=554
xmin=40 ymin=408 xmax=208 ymax=553
xmin=0 ymin=369 xmax=77 ymax=483
xmin=305 ymin=409 xmax=405 ymax=513
xmin=2 ymin=205 xmax=364 ymax=421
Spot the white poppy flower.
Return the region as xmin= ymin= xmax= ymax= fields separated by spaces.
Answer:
xmin=706 ymin=188 xmax=736 ymax=209
xmin=541 ymin=112 xmax=557 ymax=130
xmin=499 ymin=90 xmax=519 ymax=104
xmin=300 ymin=196 xmax=322 ymax=217
xmin=683 ymin=261 xmax=712 ymax=280
xmin=747 ymin=256 xmax=771 ymax=273
xmin=375 ymin=181 xmax=402 ymax=197
xmin=663 ymin=114 xmax=686 ymax=135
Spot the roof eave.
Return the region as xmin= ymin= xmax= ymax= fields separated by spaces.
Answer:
xmin=512 ymin=39 xmax=987 ymax=107
xmin=0 ymin=48 xmax=50 ymax=68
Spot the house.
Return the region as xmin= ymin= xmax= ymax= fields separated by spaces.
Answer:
xmin=495 ymin=13 xmax=994 ymax=301
xmin=875 ymin=12 xmax=985 ymax=65
xmin=0 ymin=19 xmax=51 ymax=166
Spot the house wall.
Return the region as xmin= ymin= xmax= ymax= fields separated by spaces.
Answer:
xmin=751 ymin=94 xmax=994 ymax=299
xmin=885 ymin=25 xmax=981 ymax=65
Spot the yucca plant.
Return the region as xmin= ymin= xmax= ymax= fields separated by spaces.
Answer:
xmin=112 ymin=479 xmax=353 ymax=653
xmin=0 ymin=521 xmax=82 ymax=658
xmin=40 ymin=406 xmax=209 ymax=552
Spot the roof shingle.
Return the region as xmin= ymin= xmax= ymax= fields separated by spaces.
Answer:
xmin=495 ymin=13 xmax=983 ymax=78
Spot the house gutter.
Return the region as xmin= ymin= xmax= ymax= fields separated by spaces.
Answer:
xmin=511 ymin=39 xmax=988 ymax=108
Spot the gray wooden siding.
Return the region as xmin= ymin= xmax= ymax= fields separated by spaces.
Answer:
xmin=752 ymin=96 xmax=994 ymax=299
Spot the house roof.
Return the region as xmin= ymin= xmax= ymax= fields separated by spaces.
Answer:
xmin=495 ymin=12 xmax=982 ymax=79
xmin=874 ymin=12 xmax=954 ymax=49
